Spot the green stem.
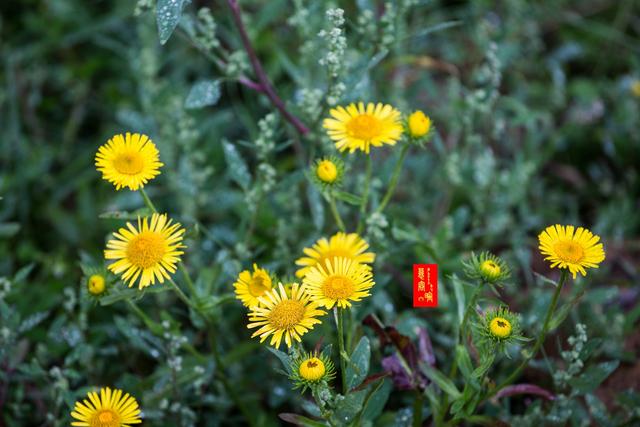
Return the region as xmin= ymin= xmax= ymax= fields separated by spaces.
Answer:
xmin=334 ymin=307 xmax=347 ymax=394
xmin=413 ymin=391 xmax=423 ymax=427
xmin=139 ymin=187 xmax=158 ymax=213
xmin=168 ymin=277 xmax=195 ymax=310
xmin=356 ymin=154 xmax=373 ymax=234
xmin=376 ymin=144 xmax=410 ymax=215
xmin=490 ymin=270 xmax=568 ymax=396
xmin=459 ymin=284 xmax=483 ymax=344
xmin=178 ymin=263 xmax=197 ymax=296
xmin=328 ymin=194 xmax=346 ymax=231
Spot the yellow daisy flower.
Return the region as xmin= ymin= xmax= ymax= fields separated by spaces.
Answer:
xmin=95 ymin=132 xmax=163 ymax=191
xmin=247 ymin=283 xmax=325 ymax=349
xmin=295 ymin=232 xmax=375 ymax=279
xmin=233 ymin=263 xmax=273 ymax=308
xmin=489 ymin=316 xmax=512 ymax=339
xmin=105 ymin=213 xmax=186 ymax=289
xmin=302 ymin=257 xmax=374 ymax=309
xmin=70 ymin=386 xmax=141 ymax=427
xmin=538 ymin=224 xmax=605 ymax=279
xmin=323 ymin=102 xmax=403 ymax=153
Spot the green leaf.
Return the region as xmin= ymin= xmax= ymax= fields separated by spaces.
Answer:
xmin=420 ymin=363 xmax=461 ymax=399
xmin=267 ymin=347 xmax=292 ymax=375
xmin=222 ymin=140 xmax=252 ymax=190
xmin=585 ymin=394 xmax=612 ymax=427
xmin=361 ymin=378 xmax=392 ymax=421
xmin=156 ymin=0 xmax=188 ymax=45
xmin=455 ymin=345 xmax=475 ymax=384
xmin=278 ymin=413 xmax=326 ymax=427
xmin=306 ymin=184 xmax=324 ymax=231
xmin=472 ymin=352 xmax=495 ymax=380
xmin=334 ymin=389 xmax=366 ymax=424
xmin=185 ymin=80 xmax=221 ymax=109
xmin=568 ymin=361 xmax=619 ymax=394
xmin=347 ymin=336 xmax=371 ymax=389
xmin=450 ymin=274 xmax=465 ymax=326
xmin=334 ymin=190 xmax=362 ymax=205
xmin=194 ymin=293 xmax=235 ymax=315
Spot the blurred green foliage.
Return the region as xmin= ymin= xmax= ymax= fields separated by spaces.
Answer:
xmin=1 ymin=0 xmax=639 ymax=425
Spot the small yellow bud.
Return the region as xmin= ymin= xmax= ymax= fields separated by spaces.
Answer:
xmin=407 ymin=110 xmax=431 ymax=138
xmin=299 ymin=357 xmax=326 ymax=381
xmin=87 ymin=274 xmax=106 ymax=295
xmin=480 ymin=260 xmax=501 ymax=280
xmin=632 ymin=80 xmax=640 ymax=98
xmin=489 ymin=317 xmax=512 ymax=339
xmin=316 ymin=160 xmax=338 ymax=183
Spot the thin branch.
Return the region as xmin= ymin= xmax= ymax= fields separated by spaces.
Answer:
xmin=226 ymin=0 xmax=310 ymax=136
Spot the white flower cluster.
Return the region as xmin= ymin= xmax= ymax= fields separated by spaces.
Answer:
xmin=196 ymin=7 xmax=220 ymax=52
xmin=318 ymin=8 xmax=347 ymax=79
xmin=553 ymin=323 xmax=587 ymax=388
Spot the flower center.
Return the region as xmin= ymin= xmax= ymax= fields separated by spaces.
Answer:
xmin=489 ymin=317 xmax=512 ymax=338
xmin=553 ymin=240 xmax=584 ymax=264
xmin=268 ymin=300 xmax=306 ymax=330
xmin=322 ymin=275 xmax=355 ymax=300
xmin=346 ymin=114 xmax=382 ymax=140
xmin=481 ymin=260 xmax=501 ymax=277
xmin=248 ymin=274 xmax=269 ymax=297
xmin=91 ymin=409 xmax=120 ymax=427
xmin=300 ymin=357 xmax=325 ymax=381
xmin=126 ymin=232 xmax=166 ymax=269
xmin=113 ymin=152 xmax=144 ymax=175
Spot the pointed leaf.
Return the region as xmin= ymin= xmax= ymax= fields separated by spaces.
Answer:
xmin=185 ymin=80 xmax=221 ymax=109
xmin=222 ymin=140 xmax=251 ymax=190
xmin=346 ymin=336 xmax=371 ymax=389
xmin=156 ymin=0 xmax=188 ymax=45
xmin=420 ymin=363 xmax=461 ymax=399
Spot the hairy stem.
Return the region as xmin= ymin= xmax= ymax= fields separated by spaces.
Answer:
xmin=356 ymin=154 xmax=373 ymax=234
xmin=328 ymin=194 xmax=346 ymax=231
xmin=376 ymin=144 xmax=410 ymax=214
xmin=334 ymin=307 xmax=347 ymax=394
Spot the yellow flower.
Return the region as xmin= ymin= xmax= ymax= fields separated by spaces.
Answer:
xmin=295 ymin=232 xmax=375 ymax=279
xmin=323 ymin=102 xmax=403 ymax=153
xmin=489 ymin=316 xmax=512 ymax=339
xmin=538 ymin=224 xmax=605 ymax=279
xmin=299 ymin=356 xmax=326 ymax=381
xmin=105 ymin=213 xmax=186 ymax=289
xmin=87 ymin=274 xmax=106 ymax=295
xmin=247 ymin=283 xmax=325 ymax=349
xmin=70 ymin=386 xmax=141 ymax=427
xmin=233 ymin=264 xmax=273 ymax=307
xmin=407 ymin=110 xmax=431 ymax=137
xmin=316 ymin=159 xmax=338 ymax=183
xmin=303 ymin=257 xmax=374 ymax=309
xmin=631 ymin=80 xmax=640 ymax=97
xmin=95 ymin=132 xmax=163 ymax=191
xmin=480 ymin=260 xmax=501 ymax=280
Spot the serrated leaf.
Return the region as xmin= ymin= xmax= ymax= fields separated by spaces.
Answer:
xmin=185 ymin=80 xmax=221 ymax=109
xmin=347 ymin=336 xmax=371 ymax=389
xmin=222 ymin=140 xmax=251 ymax=190
xmin=334 ymin=191 xmax=362 ymax=205
xmin=156 ymin=0 xmax=189 ymax=45
xmin=420 ymin=363 xmax=461 ymax=399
